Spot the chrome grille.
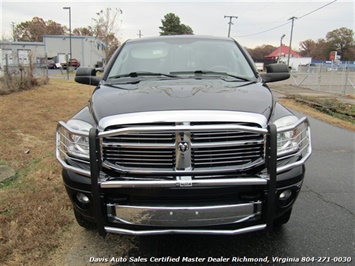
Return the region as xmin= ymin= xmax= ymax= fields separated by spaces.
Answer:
xmin=190 ymin=123 xmax=264 ymax=169
xmin=103 ymin=123 xmax=176 ymax=170
xmin=192 ymin=145 xmax=263 ymax=169
xmin=191 ymin=122 xmax=262 ymax=143
xmin=104 ymin=123 xmax=176 ymax=144
xmin=105 ymin=132 xmax=175 ymax=144
xmin=104 ymin=147 xmax=175 ymax=169
xmin=101 ymin=122 xmax=264 ymax=173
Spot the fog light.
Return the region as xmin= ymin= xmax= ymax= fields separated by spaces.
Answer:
xmin=279 ymin=189 xmax=292 ymax=201
xmin=76 ymin=193 xmax=90 ymax=204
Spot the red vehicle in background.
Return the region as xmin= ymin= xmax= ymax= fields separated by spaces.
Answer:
xmin=61 ymin=59 xmax=80 ymax=69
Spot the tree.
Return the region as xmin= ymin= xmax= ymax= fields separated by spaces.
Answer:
xmin=15 ymin=17 xmax=65 ymax=42
xmin=298 ymin=27 xmax=355 ymax=60
xmin=15 ymin=17 xmax=45 ymax=42
xmin=247 ymin=45 xmax=276 ymax=60
xmin=90 ymin=8 xmax=123 ymax=61
xmin=299 ymin=39 xmax=317 ymax=57
xmin=73 ymin=27 xmax=94 ymax=36
xmin=326 ymin=27 xmax=354 ymax=61
xmin=159 ymin=13 xmax=193 ymax=35
xmin=46 ymin=20 xmax=66 ymax=36
xmin=14 ymin=9 xmax=122 ymax=62
xmin=299 ymin=38 xmax=331 ymax=60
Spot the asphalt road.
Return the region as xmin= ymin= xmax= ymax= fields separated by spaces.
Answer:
xmin=119 ymin=110 xmax=354 ymax=265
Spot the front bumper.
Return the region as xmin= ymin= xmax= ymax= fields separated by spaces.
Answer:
xmin=63 ymin=163 xmax=304 ymax=236
xmin=57 ymin=117 xmax=311 ymax=236
xmin=108 ymin=202 xmax=261 ymax=227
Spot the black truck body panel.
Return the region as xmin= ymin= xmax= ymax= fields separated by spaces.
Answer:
xmin=56 ymin=36 xmax=311 ymax=236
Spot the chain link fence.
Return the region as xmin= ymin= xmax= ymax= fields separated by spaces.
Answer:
xmin=1 ymin=54 xmax=49 ymax=77
xmin=280 ymin=63 xmax=355 ymax=96
xmin=0 ymin=54 xmax=49 ymax=94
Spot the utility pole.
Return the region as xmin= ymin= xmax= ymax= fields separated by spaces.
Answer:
xmin=63 ymin=7 xmax=72 ymax=60
xmin=137 ymin=30 xmax=143 ymax=38
xmin=224 ymin=15 xmax=238 ymax=37
xmin=11 ymin=22 xmax=16 ymax=41
xmin=287 ymin=16 xmax=297 ymax=67
xmin=63 ymin=6 xmax=72 ymax=80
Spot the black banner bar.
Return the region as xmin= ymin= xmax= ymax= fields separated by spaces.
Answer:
xmin=266 ymin=124 xmax=277 ymax=230
xmin=89 ymin=127 xmax=107 ymax=237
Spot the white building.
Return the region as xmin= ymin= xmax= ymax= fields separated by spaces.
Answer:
xmin=0 ymin=35 xmax=106 ymax=68
xmin=0 ymin=41 xmax=45 ymax=66
xmin=43 ymin=35 xmax=106 ymax=67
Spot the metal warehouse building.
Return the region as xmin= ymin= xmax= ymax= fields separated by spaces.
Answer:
xmin=0 ymin=35 xmax=106 ymax=68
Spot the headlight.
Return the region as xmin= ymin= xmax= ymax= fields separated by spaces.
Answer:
xmin=274 ymin=116 xmax=301 ymax=157
xmin=65 ymin=120 xmax=92 ymax=159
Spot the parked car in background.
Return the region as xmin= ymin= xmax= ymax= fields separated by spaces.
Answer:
xmin=48 ymin=58 xmax=58 ymax=69
xmin=61 ymin=59 xmax=80 ymax=69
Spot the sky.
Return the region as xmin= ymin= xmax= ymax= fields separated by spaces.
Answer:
xmin=1 ymin=0 xmax=354 ymax=49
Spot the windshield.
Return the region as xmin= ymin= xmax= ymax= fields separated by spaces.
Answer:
xmin=107 ymin=38 xmax=256 ymax=80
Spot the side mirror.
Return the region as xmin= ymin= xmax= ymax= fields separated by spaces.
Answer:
xmin=75 ymin=68 xmax=101 ymax=86
xmin=260 ymin=63 xmax=290 ymax=83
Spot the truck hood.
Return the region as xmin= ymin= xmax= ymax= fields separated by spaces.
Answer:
xmin=90 ymin=79 xmax=273 ymax=122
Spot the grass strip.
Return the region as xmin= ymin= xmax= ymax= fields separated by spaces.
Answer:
xmin=286 ymin=95 xmax=354 ymax=124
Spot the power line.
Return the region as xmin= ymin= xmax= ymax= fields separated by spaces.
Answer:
xmin=298 ymin=0 xmax=337 ymax=19
xmin=234 ymin=0 xmax=338 ymax=38
xmin=286 ymin=0 xmax=338 ymax=66
xmin=236 ymin=21 xmax=290 ymax=37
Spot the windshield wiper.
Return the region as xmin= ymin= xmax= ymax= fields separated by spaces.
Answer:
xmin=170 ymin=70 xmax=253 ymax=82
xmin=109 ymin=71 xmax=179 ymax=79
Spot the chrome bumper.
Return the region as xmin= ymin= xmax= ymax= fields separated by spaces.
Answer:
xmin=104 ymin=224 xmax=267 ymax=236
xmin=107 ymin=202 xmax=261 ymax=227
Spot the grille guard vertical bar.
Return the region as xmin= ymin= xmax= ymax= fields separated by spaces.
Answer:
xmin=266 ymin=124 xmax=277 ymax=230
xmin=89 ymin=127 xmax=107 ymax=237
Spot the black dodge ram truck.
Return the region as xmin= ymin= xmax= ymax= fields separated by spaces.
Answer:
xmin=56 ymin=36 xmax=312 ymax=236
